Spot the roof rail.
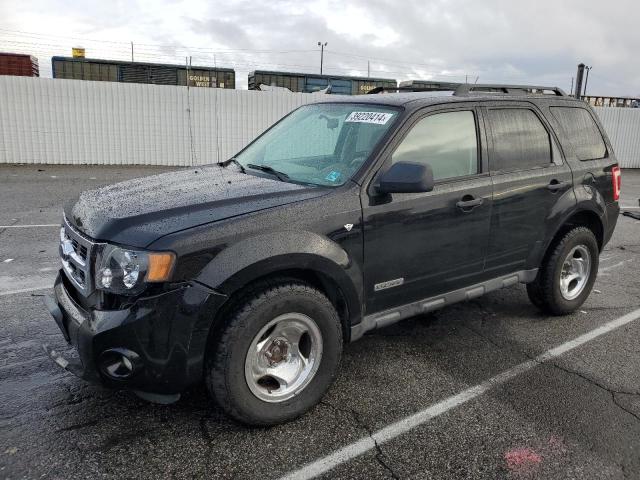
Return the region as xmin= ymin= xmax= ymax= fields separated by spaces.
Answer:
xmin=367 ymin=81 xmax=567 ymax=97
xmin=366 ymin=85 xmax=431 ymax=94
xmin=454 ymin=83 xmax=567 ymax=96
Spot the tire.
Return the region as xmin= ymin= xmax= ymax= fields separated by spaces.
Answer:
xmin=206 ymin=279 xmax=343 ymax=426
xmin=527 ymin=227 xmax=599 ymax=315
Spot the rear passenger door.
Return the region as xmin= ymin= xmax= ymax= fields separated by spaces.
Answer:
xmin=482 ymin=104 xmax=574 ymax=276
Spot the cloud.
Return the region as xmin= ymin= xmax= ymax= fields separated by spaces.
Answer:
xmin=1 ymin=0 xmax=638 ymax=95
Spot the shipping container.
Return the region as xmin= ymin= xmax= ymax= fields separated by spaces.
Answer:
xmin=0 ymin=53 xmax=39 ymax=77
xmin=398 ymin=80 xmax=464 ymax=91
xmin=248 ymin=70 xmax=396 ymax=95
xmin=51 ymin=57 xmax=235 ymax=88
xmin=583 ymin=95 xmax=640 ymax=108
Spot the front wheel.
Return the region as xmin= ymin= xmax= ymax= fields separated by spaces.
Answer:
xmin=206 ymin=279 xmax=342 ymax=426
xmin=527 ymin=227 xmax=599 ymax=315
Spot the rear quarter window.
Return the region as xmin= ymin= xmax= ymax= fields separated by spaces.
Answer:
xmin=549 ymin=106 xmax=607 ymax=161
xmin=487 ymin=108 xmax=552 ymax=172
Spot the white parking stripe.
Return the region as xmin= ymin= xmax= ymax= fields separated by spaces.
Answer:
xmin=279 ymin=307 xmax=640 ymax=480
xmin=0 ymin=224 xmax=59 ymax=228
xmin=0 ymin=284 xmax=51 ymax=296
xmin=599 ymin=260 xmax=629 ymax=273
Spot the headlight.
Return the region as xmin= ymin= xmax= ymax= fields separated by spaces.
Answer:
xmin=95 ymin=245 xmax=175 ymax=295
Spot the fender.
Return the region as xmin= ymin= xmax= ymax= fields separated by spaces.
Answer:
xmin=195 ymin=230 xmax=363 ymax=326
xmin=528 ymin=185 xmax=607 ymax=268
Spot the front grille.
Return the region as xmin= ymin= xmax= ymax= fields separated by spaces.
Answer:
xmin=60 ymin=218 xmax=98 ymax=296
xmin=71 ymin=238 xmax=88 ymax=261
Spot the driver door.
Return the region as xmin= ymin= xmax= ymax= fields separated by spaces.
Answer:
xmin=362 ymin=105 xmax=493 ymax=314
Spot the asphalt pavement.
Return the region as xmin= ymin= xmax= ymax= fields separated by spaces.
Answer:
xmin=1 ymin=164 xmax=639 ymax=480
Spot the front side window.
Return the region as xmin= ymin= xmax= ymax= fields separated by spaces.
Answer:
xmin=391 ymin=111 xmax=479 ymax=181
xmin=550 ymin=106 xmax=607 ymax=161
xmin=235 ymin=103 xmax=399 ymax=187
xmin=487 ymin=108 xmax=552 ymax=172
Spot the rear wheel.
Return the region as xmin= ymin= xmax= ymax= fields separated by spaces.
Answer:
xmin=527 ymin=227 xmax=599 ymax=315
xmin=206 ymin=279 xmax=342 ymax=426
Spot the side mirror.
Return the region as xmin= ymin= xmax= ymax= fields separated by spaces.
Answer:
xmin=376 ymin=161 xmax=434 ymax=194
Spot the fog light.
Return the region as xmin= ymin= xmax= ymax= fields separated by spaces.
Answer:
xmin=99 ymin=348 xmax=140 ymax=380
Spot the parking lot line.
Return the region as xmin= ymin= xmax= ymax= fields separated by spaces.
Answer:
xmin=599 ymin=260 xmax=630 ymax=272
xmin=0 ymin=284 xmax=51 ymax=296
xmin=279 ymin=307 xmax=640 ymax=480
xmin=0 ymin=224 xmax=59 ymax=228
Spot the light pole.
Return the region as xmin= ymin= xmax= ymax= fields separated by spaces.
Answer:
xmin=318 ymin=41 xmax=327 ymax=75
xmin=583 ymin=66 xmax=592 ymax=96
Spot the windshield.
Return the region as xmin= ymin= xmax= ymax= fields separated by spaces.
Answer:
xmin=235 ymin=103 xmax=399 ymax=187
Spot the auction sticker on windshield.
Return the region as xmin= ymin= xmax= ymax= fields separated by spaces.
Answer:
xmin=345 ymin=112 xmax=394 ymax=125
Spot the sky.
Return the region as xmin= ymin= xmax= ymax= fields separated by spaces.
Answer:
xmin=1 ymin=0 xmax=638 ymax=96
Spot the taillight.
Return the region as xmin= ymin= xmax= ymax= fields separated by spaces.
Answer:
xmin=612 ymin=166 xmax=621 ymax=201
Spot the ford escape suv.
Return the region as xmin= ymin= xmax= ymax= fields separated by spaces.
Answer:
xmin=45 ymin=83 xmax=621 ymax=425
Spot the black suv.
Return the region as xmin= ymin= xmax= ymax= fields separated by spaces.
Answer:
xmin=45 ymin=83 xmax=621 ymax=425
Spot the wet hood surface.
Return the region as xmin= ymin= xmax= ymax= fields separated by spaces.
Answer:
xmin=65 ymin=165 xmax=328 ymax=247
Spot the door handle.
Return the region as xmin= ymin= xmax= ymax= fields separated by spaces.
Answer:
xmin=456 ymin=196 xmax=484 ymax=211
xmin=547 ymin=179 xmax=566 ymax=191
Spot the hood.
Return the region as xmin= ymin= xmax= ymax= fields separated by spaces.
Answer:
xmin=65 ymin=165 xmax=328 ymax=247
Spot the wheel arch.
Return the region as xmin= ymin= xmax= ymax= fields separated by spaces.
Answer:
xmin=221 ymin=266 xmax=355 ymax=342
xmin=538 ymin=208 xmax=605 ymax=272
xmin=195 ymin=231 xmax=363 ymax=345
xmin=552 ymin=209 xmax=604 ymax=252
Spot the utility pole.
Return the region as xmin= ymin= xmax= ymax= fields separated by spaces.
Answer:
xmin=318 ymin=41 xmax=327 ymax=75
xmin=570 ymin=77 xmax=574 ymax=96
xmin=583 ymin=66 xmax=592 ymax=96
xmin=574 ymin=63 xmax=585 ymax=99
xmin=367 ymin=60 xmax=370 ymax=78
xmin=131 ymin=42 xmax=134 ymax=62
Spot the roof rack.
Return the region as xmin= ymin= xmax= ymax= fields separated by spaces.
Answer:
xmin=366 ymin=84 xmax=453 ymax=95
xmin=454 ymin=83 xmax=567 ymax=96
xmin=367 ymin=81 xmax=567 ymax=97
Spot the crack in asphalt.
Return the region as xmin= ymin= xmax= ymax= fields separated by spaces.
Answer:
xmin=96 ymin=426 xmax=159 ymax=451
xmin=320 ymin=400 xmax=401 ymax=479
xmin=550 ymin=362 xmax=640 ymax=421
xmin=55 ymin=418 xmax=100 ymax=432
xmin=462 ymin=305 xmax=640 ymax=429
xmin=199 ymin=413 xmax=216 ymax=445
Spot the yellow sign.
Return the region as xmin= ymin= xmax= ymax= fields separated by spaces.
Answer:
xmin=188 ymin=74 xmax=212 ymax=87
xmin=189 ymin=75 xmax=216 ymax=87
xmin=72 ymin=48 xmax=85 ymax=58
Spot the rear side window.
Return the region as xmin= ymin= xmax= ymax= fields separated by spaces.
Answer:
xmin=391 ymin=111 xmax=478 ymax=181
xmin=487 ymin=108 xmax=551 ymax=172
xmin=550 ymin=107 xmax=607 ymax=161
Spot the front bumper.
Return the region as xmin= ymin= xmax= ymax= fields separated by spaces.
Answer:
xmin=44 ymin=272 xmax=226 ymax=394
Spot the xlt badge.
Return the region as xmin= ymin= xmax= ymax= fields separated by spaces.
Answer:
xmin=374 ymin=278 xmax=404 ymax=291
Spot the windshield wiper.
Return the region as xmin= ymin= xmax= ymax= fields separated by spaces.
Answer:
xmin=246 ymin=164 xmax=290 ymax=182
xmin=218 ymin=157 xmax=245 ymax=173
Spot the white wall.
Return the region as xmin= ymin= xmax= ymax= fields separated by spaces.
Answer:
xmin=0 ymin=76 xmax=314 ymax=166
xmin=593 ymin=106 xmax=640 ymax=169
xmin=0 ymin=76 xmax=638 ymax=168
